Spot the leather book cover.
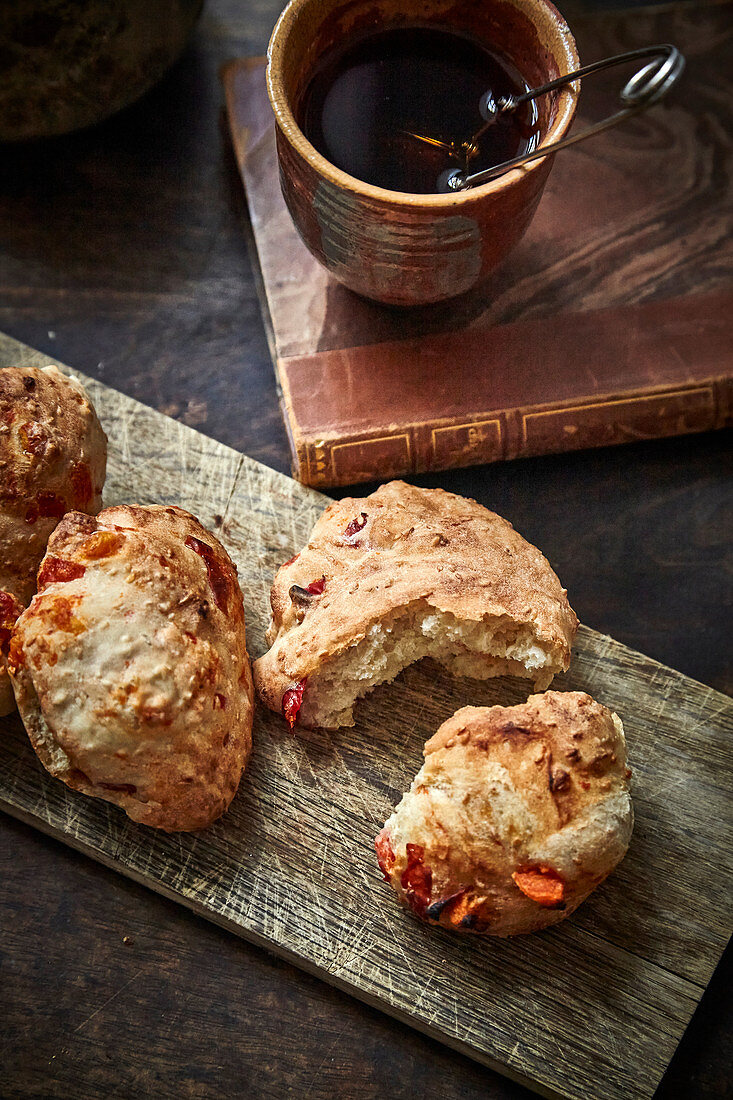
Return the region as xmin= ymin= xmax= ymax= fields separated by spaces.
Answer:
xmin=222 ymin=1 xmax=733 ymax=488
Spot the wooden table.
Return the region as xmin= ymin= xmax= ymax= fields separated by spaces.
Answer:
xmin=0 ymin=1 xmax=730 ymax=1096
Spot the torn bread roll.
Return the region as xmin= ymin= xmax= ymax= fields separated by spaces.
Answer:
xmin=0 ymin=364 xmax=107 ymax=714
xmin=376 ymin=692 xmax=633 ymax=936
xmin=8 ymin=505 xmax=254 ymax=831
xmin=254 ymin=481 xmax=577 ymax=729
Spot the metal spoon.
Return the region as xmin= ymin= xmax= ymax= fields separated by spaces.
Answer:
xmin=437 ymin=43 xmax=685 ymax=193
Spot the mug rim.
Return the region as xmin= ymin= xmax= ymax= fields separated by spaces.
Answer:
xmin=266 ymin=0 xmax=580 ymax=207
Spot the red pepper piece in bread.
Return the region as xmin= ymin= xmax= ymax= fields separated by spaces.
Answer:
xmin=375 ymin=829 xmax=396 ymax=882
xmin=282 ymin=679 xmax=307 ymax=730
xmin=401 ymin=843 xmax=432 ymax=916
xmin=512 ymin=866 xmax=565 ymax=907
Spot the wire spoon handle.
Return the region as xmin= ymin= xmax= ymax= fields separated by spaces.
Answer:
xmin=442 ymin=43 xmax=685 ymax=192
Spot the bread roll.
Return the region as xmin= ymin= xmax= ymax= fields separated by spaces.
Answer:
xmin=8 ymin=505 xmax=254 ymax=831
xmin=0 ymin=365 xmax=107 ymax=714
xmin=376 ymin=692 xmax=633 ymax=936
xmin=254 ymin=481 xmax=577 ymax=729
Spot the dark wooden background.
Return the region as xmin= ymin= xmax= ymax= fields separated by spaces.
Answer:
xmin=0 ymin=0 xmax=730 ymax=1097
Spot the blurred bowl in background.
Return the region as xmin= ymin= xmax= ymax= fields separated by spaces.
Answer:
xmin=0 ymin=0 xmax=204 ymax=141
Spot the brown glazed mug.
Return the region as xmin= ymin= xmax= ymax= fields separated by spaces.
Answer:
xmin=267 ymin=0 xmax=579 ymax=306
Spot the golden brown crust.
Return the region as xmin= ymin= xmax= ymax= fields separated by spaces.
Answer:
xmin=8 ymin=505 xmax=254 ymax=831
xmin=0 ymin=588 xmax=24 ymax=715
xmin=376 ymin=691 xmax=633 ymax=936
xmin=0 ymin=365 xmax=107 ymax=713
xmin=254 ymin=481 xmax=577 ymax=726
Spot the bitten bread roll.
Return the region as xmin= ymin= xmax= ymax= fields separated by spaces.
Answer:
xmin=376 ymin=692 xmax=633 ymax=936
xmin=254 ymin=481 xmax=577 ymax=729
xmin=0 ymin=365 xmax=107 ymax=714
xmin=8 ymin=505 xmax=254 ymax=831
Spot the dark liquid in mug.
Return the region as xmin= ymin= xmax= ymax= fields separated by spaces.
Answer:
xmin=300 ymin=26 xmax=539 ymax=194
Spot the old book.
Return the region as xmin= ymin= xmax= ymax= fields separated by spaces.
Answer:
xmin=222 ymin=2 xmax=733 ymax=488
xmin=274 ymin=296 xmax=732 ymax=486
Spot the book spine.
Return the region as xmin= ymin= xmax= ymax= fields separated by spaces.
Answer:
xmin=293 ymin=378 xmax=732 ymax=488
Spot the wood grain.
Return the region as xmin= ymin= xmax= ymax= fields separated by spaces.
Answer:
xmin=1 ymin=336 xmax=730 ymax=1100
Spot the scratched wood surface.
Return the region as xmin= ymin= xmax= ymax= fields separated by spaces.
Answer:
xmin=0 ymin=337 xmax=731 ymax=1100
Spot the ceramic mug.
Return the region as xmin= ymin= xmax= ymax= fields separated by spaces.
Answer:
xmin=267 ymin=0 xmax=579 ymax=306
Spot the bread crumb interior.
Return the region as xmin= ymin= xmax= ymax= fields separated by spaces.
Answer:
xmin=301 ymin=603 xmax=557 ymax=728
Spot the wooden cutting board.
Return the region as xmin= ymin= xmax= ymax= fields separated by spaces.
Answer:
xmin=1 ymin=335 xmax=731 ymax=1100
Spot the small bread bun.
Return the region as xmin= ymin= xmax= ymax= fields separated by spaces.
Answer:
xmin=8 ymin=505 xmax=254 ymax=832
xmin=0 ymin=365 xmax=107 ymax=714
xmin=254 ymin=481 xmax=577 ymax=729
xmin=376 ymin=692 xmax=633 ymax=936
